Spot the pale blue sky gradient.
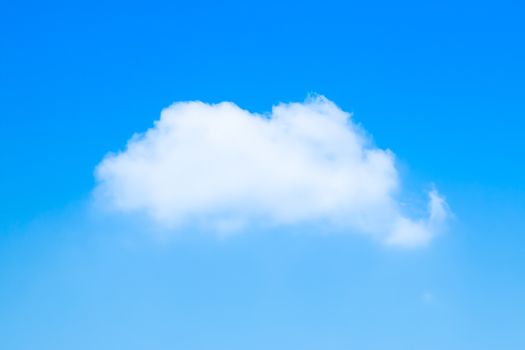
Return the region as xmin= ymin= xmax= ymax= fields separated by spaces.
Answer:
xmin=1 ymin=0 xmax=524 ymax=349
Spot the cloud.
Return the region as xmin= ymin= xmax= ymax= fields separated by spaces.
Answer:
xmin=94 ymin=95 xmax=448 ymax=247
xmin=421 ymin=291 xmax=434 ymax=304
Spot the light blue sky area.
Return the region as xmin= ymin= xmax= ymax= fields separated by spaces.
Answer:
xmin=1 ymin=0 xmax=524 ymax=349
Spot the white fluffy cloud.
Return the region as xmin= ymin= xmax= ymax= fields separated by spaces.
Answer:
xmin=95 ymin=95 xmax=447 ymax=247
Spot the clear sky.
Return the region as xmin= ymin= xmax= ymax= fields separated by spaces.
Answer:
xmin=1 ymin=0 xmax=524 ymax=349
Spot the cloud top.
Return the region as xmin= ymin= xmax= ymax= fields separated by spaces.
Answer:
xmin=95 ymin=96 xmax=447 ymax=247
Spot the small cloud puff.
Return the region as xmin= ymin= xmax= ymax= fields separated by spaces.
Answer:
xmin=94 ymin=95 xmax=448 ymax=247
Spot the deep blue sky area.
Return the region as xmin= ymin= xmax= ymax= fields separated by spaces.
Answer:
xmin=1 ymin=1 xmax=524 ymax=349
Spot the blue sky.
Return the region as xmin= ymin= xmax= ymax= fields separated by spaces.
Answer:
xmin=1 ymin=0 xmax=524 ymax=349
